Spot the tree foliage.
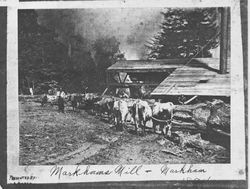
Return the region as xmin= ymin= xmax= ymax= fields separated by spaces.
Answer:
xmin=92 ymin=37 xmax=124 ymax=89
xmin=146 ymin=8 xmax=220 ymax=59
xmin=19 ymin=10 xmax=68 ymax=94
xmin=19 ymin=10 xmax=123 ymax=94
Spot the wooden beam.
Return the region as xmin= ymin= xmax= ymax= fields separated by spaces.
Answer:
xmin=117 ymin=73 xmax=122 ymax=83
xmin=106 ymin=68 xmax=179 ymax=73
xmin=220 ymin=7 xmax=230 ymax=74
xmin=101 ymin=88 xmax=109 ymax=96
xmin=108 ymin=83 xmax=159 ymax=87
xmin=123 ymin=73 xmax=128 ymax=83
xmin=184 ymin=95 xmax=198 ymax=105
xmin=106 ymin=72 xmax=109 ymax=86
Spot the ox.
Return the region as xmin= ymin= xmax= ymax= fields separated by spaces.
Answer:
xmin=152 ymin=102 xmax=175 ymax=136
xmin=131 ymin=100 xmax=152 ymax=136
xmin=94 ymin=96 xmax=114 ymax=121
xmin=41 ymin=94 xmax=48 ymax=107
xmin=83 ymin=93 xmax=101 ymax=110
xmin=113 ymin=99 xmax=129 ymax=131
xmin=69 ymin=93 xmax=83 ymax=112
xmin=41 ymin=94 xmax=57 ymax=107
xmin=115 ymin=88 xmax=130 ymax=98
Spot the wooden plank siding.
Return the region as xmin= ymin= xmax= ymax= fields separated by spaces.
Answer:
xmin=151 ymin=59 xmax=230 ymax=97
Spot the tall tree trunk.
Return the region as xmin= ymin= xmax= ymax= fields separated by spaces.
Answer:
xmin=68 ymin=43 xmax=72 ymax=58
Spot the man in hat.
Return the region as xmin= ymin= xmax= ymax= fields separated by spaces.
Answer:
xmin=57 ymin=88 xmax=65 ymax=113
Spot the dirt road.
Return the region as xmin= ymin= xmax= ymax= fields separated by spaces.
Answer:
xmin=19 ymin=99 xmax=230 ymax=165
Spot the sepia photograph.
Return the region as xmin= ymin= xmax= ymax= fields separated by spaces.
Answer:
xmin=18 ymin=7 xmax=231 ymax=166
xmin=5 ymin=0 xmax=246 ymax=185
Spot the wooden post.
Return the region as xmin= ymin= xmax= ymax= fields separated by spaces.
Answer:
xmin=123 ymin=73 xmax=128 ymax=83
xmin=117 ymin=73 xmax=122 ymax=83
xmin=101 ymin=88 xmax=108 ymax=96
xmin=219 ymin=7 xmax=230 ymax=74
xmin=106 ymin=71 xmax=110 ymax=87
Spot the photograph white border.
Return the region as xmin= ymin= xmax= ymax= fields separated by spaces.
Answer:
xmin=7 ymin=0 xmax=246 ymax=184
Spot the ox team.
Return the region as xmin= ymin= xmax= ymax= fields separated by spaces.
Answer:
xmin=41 ymin=90 xmax=175 ymax=137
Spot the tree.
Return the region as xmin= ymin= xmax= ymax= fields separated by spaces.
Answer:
xmin=146 ymin=8 xmax=220 ymax=59
xmin=18 ymin=10 xmax=94 ymax=94
xmin=62 ymin=34 xmax=96 ymax=92
xmin=92 ymin=36 xmax=124 ymax=91
xmin=19 ymin=10 xmax=68 ymax=94
xmin=19 ymin=10 xmax=124 ymax=94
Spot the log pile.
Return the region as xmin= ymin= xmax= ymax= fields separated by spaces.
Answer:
xmin=172 ymin=99 xmax=230 ymax=136
xmin=207 ymin=99 xmax=230 ymax=133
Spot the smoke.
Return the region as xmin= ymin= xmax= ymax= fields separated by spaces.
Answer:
xmin=37 ymin=8 xmax=165 ymax=60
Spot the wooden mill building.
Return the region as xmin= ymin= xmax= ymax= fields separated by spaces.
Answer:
xmin=106 ymin=58 xmax=230 ymax=100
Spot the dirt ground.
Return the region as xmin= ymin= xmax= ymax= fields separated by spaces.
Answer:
xmin=19 ymin=99 xmax=230 ymax=165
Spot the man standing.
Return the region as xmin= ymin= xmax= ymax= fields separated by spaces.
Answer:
xmin=57 ymin=88 xmax=65 ymax=113
xmin=29 ymin=87 xmax=34 ymax=96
